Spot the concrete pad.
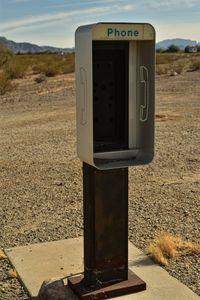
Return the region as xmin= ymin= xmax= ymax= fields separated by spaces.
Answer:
xmin=5 ymin=238 xmax=83 ymax=299
xmin=5 ymin=237 xmax=199 ymax=300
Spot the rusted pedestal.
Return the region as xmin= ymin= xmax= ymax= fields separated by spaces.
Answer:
xmin=68 ymin=163 xmax=146 ymax=299
xmin=68 ymin=270 xmax=146 ymax=299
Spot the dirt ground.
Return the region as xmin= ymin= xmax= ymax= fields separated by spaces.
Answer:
xmin=0 ymin=71 xmax=199 ymax=299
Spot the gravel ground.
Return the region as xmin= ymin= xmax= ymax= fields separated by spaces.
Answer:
xmin=0 ymin=71 xmax=199 ymax=299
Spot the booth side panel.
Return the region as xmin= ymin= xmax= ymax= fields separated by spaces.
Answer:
xmin=137 ymin=40 xmax=155 ymax=163
xmin=75 ymin=28 xmax=94 ymax=166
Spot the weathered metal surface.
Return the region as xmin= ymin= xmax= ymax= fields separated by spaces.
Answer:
xmin=68 ymin=269 xmax=146 ymax=299
xmin=68 ymin=162 xmax=146 ymax=298
xmin=83 ymin=162 xmax=128 ymax=285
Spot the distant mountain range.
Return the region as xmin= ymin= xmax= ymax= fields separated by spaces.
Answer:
xmin=0 ymin=36 xmax=199 ymax=53
xmin=156 ymin=38 xmax=199 ymax=49
xmin=0 ymin=37 xmax=74 ymax=54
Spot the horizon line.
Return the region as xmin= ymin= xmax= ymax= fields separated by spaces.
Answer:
xmin=0 ymin=36 xmax=199 ymax=49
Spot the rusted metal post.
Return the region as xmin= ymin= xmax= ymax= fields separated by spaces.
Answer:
xmin=83 ymin=162 xmax=128 ymax=285
xmin=68 ymin=163 xmax=146 ymax=299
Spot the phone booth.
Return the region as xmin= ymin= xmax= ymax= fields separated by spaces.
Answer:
xmin=75 ymin=23 xmax=155 ymax=169
xmin=68 ymin=23 xmax=155 ymax=299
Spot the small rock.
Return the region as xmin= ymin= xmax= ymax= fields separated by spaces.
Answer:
xmin=171 ymin=71 xmax=178 ymax=76
xmin=0 ymin=287 xmax=5 ymax=293
xmin=54 ymin=181 xmax=63 ymax=186
xmin=38 ymin=278 xmax=68 ymax=300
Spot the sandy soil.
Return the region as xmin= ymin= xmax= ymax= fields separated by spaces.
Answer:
xmin=0 ymin=71 xmax=199 ymax=299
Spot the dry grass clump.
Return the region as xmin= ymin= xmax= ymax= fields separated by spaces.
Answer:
xmin=189 ymin=60 xmax=200 ymax=71
xmin=0 ymin=45 xmax=13 ymax=67
xmin=147 ymin=232 xmax=200 ymax=266
xmin=171 ymin=62 xmax=185 ymax=74
xmin=0 ymin=72 xmax=16 ymax=95
xmin=7 ymin=268 xmax=18 ymax=278
xmin=61 ymin=53 xmax=75 ymax=74
xmin=0 ymin=249 xmax=7 ymax=260
xmin=156 ymin=65 xmax=169 ymax=75
xmin=4 ymin=57 xmax=28 ymax=79
xmin=156 ymin=62 xmax=184 ymax=76
xmin=34 ymin=73 xmax=46 ymax=83
xmin=33 ymin=61 xmax=60 ymax=77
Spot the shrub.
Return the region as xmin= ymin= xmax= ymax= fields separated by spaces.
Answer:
xmin=156 ymin=48 xmax=164 ymax=53
xmin=0 ymin=45 xmax=13 ymax=67
xmin=33 ymin=62 xmax=60 ymax=77
xmin=62 ymin=62 xmax=75 ymax=74
xmin=5 ymin=58 xmax=27 ymax=79
xmin=61 ymin=53 xmax=75 ymax=74
xmin=34 ymin=73 xmax=46 ymax=83
xmin=0 ymin=72 xmax=15 ymax=95
xmin=172 ymin=62 xmax=185 ymax=74
xmin=43 ymin=63 xmax=60 ymax=77
xmin=189 ymin=60 xmax=200 ymax=71
xmin=166 ymin=44 xmax=180 ymax=53
xmin=184 ymin=45 xmax=190 ymax=53
xmin=156 ymin=65 xmax=168 ymax=75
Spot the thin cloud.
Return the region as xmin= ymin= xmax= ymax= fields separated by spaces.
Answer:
xmin=145 ymin=0 xmax=199 ymax=8
xmin=122 ymin=4 xmax=135 ymax=10
xmin=1 ymin=7 xmax=110 ymax=31
xmin=48 ymin=0 xmax=130 ymax=9
xmin=1 ymin=4 xmax=136 ymax=32
xmin=12 ymin=0 xmax=33 ymax=2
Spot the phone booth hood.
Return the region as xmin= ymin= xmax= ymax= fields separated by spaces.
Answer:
xmin=75 ymin=23 xmax=155 ymax=170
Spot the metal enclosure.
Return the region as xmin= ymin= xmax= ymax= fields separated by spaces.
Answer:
xmin=75 ymin=23 xmax=155 ymax=169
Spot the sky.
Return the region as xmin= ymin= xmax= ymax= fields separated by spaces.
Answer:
xmin=0 ymin=0 xmax=199 ymax=48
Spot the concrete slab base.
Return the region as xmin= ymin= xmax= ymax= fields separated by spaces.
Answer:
xmin=5 ymin=237 xmax=199 ymax=300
